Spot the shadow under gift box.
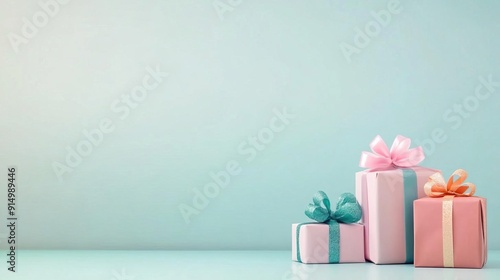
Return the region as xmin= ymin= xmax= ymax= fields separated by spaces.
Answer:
xmin=291 ymin=223 xmax=365 ymax=264
xmin=414 ymin=197 xmax=487 ymax=268
xmin=355 ymin=167 xmax=439 ymax=264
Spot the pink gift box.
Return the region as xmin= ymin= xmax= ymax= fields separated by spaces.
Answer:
xmin=291 ymin=223 xmax=365 ymax=264
xmin=355 ymin=166 xmax=438 ymax=264
xmin=414 ymin=196 xmax=487 ymax=268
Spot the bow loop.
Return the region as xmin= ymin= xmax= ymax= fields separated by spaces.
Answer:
xmin=305 ymin=203 xmax=330 ymax=223
xmin=304 ymin=191 xmax=361 ymax=224
xmin=313 ymin=190 xmax=331 ymax=212
xmin=370 ymin=135 xmax=391 ymax=157
xmin=359 ymin=135 xmax=425 ymax=169
xmin=390 ymin=135 xmax=411 ymax=155
xmin=333 ymin=193 xmax=363 ymax=224
xmin=424 ymin=169 xmax=476 ymax=198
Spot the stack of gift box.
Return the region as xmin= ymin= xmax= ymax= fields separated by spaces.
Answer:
xmin=292 ymin=135 xmax=487 ymax=268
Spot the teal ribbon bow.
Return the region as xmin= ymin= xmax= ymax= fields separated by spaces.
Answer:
xmin=305 ymin=191 xmax=362 ymax=224
xmin=296 ymin=191 xmax=362 ymax=263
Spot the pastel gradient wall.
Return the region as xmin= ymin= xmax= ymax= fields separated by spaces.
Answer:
xmin=0 ymin=0 xmax=499 ymax=250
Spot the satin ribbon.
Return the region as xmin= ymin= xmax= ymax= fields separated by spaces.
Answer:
xmin=402 ymin=169 xmax=417 ymax=263
xmin=296 ymin=191 xmax=362 ymax=263
xmin=359 ymin=135 xmax=425 ymax=169
xmin=424 ymin=169 xmax=476 ymax=267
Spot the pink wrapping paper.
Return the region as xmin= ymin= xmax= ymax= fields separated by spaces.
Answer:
xmin=355 ymin=166 xmax=438 ymax=264
xmin=291 ymin=223 xmax=365 ymax=264
xmin=414 ymin=197 xmax=487 ymax=268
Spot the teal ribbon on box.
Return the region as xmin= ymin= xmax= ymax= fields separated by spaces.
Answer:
xmin=402 ymin=168 xmax=417 ymax=263
xmin=296 ymin=191 xmax=362 ymax=263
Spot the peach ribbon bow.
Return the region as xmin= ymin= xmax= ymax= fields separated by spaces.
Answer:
xmin=423 ymin=169 xmax=476 ymax=268
xmin=424 ymin=169 xmax=476 ymax=198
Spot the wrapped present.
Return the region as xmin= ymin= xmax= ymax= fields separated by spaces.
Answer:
xmin=355 ymin=135 xmax=439 ymax=264
xmin=292 ymin=191 xmax=365 ymax=264
xmin=414 ymin=169 xmax=487 ymax=268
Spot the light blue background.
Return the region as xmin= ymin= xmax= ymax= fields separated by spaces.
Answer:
xmin=0 ymin=0 xmax=499 ymax=250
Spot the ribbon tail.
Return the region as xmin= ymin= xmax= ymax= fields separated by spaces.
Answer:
xmin=328 ymin=220 xmax=340 ymax=263
xmin=442 ymin=196 xmax=455 ymax=267
xmin=295 ymin=222 xmax=316 ymax=263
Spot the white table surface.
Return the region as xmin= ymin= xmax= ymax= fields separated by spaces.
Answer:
xmin=0 ymin=250 xmax=498 ymax=280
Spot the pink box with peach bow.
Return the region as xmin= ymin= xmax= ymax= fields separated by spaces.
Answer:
xmin=414 ymin=197 xmax=487 ymax=268
xmin=414 ymin=169 xmax=487 ymax=268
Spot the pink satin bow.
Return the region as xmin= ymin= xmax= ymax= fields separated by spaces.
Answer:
xmin=359 ymin=135 xmax=425 ymax=169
